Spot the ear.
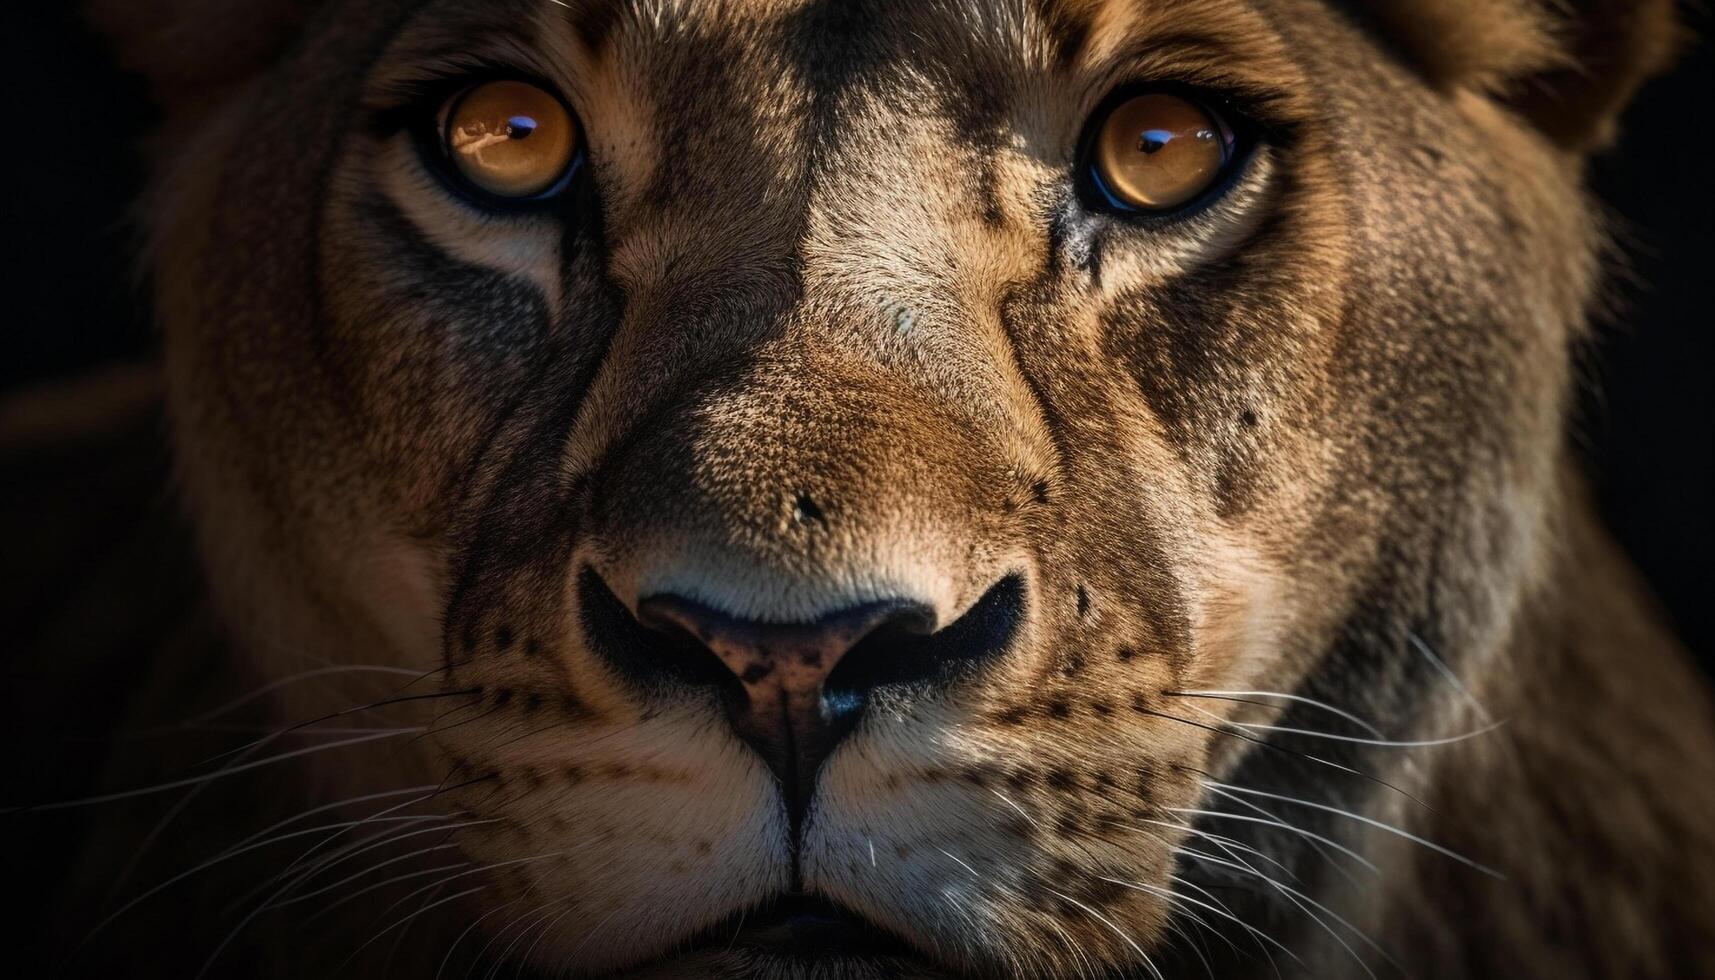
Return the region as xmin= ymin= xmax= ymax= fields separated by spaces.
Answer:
xmin=1349 ymin=0 xmax=1683 ymax=151
xmin=88 ymin=0 xmax=323 ymax=112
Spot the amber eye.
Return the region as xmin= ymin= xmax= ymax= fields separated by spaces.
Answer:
xmin=1089 ymin=92 xmax=1236 ymax=213
xmin=441 ymin=79 xmax=579 ymax=200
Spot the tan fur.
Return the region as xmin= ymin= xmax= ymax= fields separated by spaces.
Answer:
xmin=51 ymin=0 xmax=1714 ymax=976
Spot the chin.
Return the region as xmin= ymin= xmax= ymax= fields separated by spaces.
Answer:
xmin=562 ymin=896 xmax=955 ymax=980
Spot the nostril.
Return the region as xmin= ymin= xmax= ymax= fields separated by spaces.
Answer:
xmin=577 ymin=568 xmax=739 ymax=694
xmin=822 ymin=574 xmax=1026 ymax=717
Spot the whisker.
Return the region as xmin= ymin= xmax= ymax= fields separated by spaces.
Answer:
xmin=436 ymin=899 xmax=523 ymax=980
xmin=480 ymin=899 xmax=567 ymax=980
xmin=467 ymin=902 xmax=534 ymax=980
xmin=1163 ymin=909 xmax=1219 ymax=980
xmin=1167 ymin=690 xmax=1386 ymax=738
xmin=424 ymin=697 xmax=494 ymax=731
xmin=408 ymin=701 xmax=507 ymax=748
xmin=1165 ymin=804 xmax=1378 ymax=873
xmin=219 ymin=785 xmax=444 ymax=859
xmin=1103 ymin=819 xmax=1294 ymax=977
xmin=1186 ymin=780 xmax=1372 ymax=894
xmin=1409 ymin=632 xmax=1492 ymax=724
xmin=1181 ymin=700 xmax=1505 ymax=748
xmin=233 ymin=796 xmax=456 ymax=915
xmin=1166 ymin=872 xmax=1284 ymax=980
xmin=1000 ymin=771 xmax=1211 ymax=979
xmin=266 ymin=845 xmax=464 ymax=909
xmin=927 ymin=849 xmax=1026 ymax=975
xmin=499 ymin=714 xmax=591 ymax=749
xmin=1070 ymin=775 xmax=1365 ymax=980
xmin=1109 ymin=811 xmax=1294 ymax=941
xmin=181 ymin=666 xmax=432 ymax=727
xmin=34 ymin=669 xmax=454 ymax=746
xmin=191 ymin=804 xmax=471 ymax=980
xmin=233 ymin=816 xmax=460 ymax=912
xmin=516 ymin=902 xmax=580 ymax=978
xmin=1176 ymin=845 xmax=1388 ymax=980
xmin=365 ymin=848 xmax=580 ymax=935
xmin=102 ymin=734 xmax=273 ymax=906
xmin=936 ymin=847 xmax=984 ymax=881
xmin=1203 ymin=780 xmax=1503 ymax=878
xmin=9 ymin=729 xmax=425 ymax=812
xmin=267 ymin=820 xmax=495 ymax=915
xmin=70 ymin=811 xmax=448 ymax=961
xmin=1137 ymin=816 xmax=1305 ymax=880
xmin=71 ymin=713 xmax=442 ymax=918
xmin=1042 ymin=884 xmax=1167 ymax=980
xmin=1039 ymin=914 xmax=1097 ymax=979
xmin=318 ymin=862 xmax=481 ymax=926
xmin=255 ymin=772 xmax=494 ymax=897
xmin=123 ymin=724 xmax=432 ymax=737
xmin=1095 ymin=873 xmax=1298 ymax=962
xmin=563 ymin=905 xmax=624 ymax=962
xmin=1141 ymin=709 xmax=1433 ymax=810
xmin=102 ymin=749 xmax=437 ymax=913
xmin=1219 ymin=720 xmax=1505 ymax=748
xmin=329 ymin=885 xmax=490 ymax=978
xmin=195 ymin=689 xmax=473 ymax=769
xmin=384 ymin=881 xmax=447 ymax=978
xmin=989 ymin=788 xmax=1044 ymax=830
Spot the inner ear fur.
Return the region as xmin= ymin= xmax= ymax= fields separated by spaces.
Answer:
xmin=88 ymin=0 xmax=323 ymax=112
xmin=1346 ymin=0 xmax=1682 ymax=151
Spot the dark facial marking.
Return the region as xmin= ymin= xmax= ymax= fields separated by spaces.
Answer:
xmin=356 ymin=194 xmax=551 ymax=366
xmin=1030 ymin=0 xmax=1096 ymax=69
xmin=793 ymin=492 xmax=827 ymax=525
xmin=568 ymin=0 xmax=627 ymax=54
xmin=781 ymin=0 xmax=897 ymax=162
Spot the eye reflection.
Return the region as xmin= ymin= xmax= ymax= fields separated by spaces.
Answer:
xmin=1092 ymin=93 xmax=1233 ymax=212
xmin=442 ymin=79 xmax=579 ymax=200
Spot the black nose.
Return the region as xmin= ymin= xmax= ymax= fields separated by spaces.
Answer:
xmin=578 ymin=570 xmax=1025 ymax=814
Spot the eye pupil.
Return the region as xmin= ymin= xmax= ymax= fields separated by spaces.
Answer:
xmin=440 ymin=80 xmax=579 ymax=201
xmin=1091 ymin=92 xmax=1235 ymax=213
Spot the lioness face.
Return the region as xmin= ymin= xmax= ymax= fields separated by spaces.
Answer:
xmin=148 ymin=0 xmax=1597 ymax=975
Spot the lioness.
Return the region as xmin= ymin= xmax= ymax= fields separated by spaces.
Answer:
xmin=10 ymin=0 xmax=1712 ymax=977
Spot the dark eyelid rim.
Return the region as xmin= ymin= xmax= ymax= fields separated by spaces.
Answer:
xmin=368 ymin=61 xmax=572 ymax=136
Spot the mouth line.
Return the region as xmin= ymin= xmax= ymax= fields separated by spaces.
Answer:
xmin=681 ymin=892 xmax=923 ymax=963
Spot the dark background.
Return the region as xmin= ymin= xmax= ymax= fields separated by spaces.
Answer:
xmin=3 ymin=5 xmax=1711 ymax=663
